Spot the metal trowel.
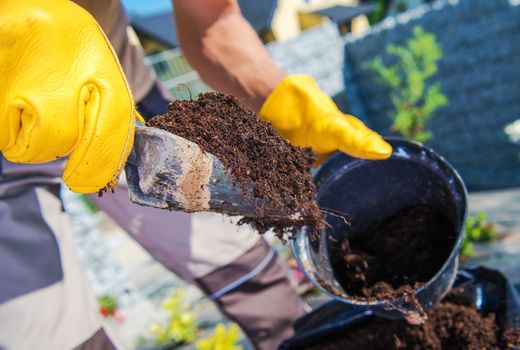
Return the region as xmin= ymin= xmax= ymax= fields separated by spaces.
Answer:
xmin=125 ymin=125 xmax=284 ymax=217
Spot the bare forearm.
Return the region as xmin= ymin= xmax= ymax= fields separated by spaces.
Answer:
xmin=173 ymin=0 xmax=285 ymax=112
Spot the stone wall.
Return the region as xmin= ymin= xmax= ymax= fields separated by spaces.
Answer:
xmin=343 ymin=0 xmax=520 ymax=190
xmin=267 ymin=22 xmax=345 ymax=98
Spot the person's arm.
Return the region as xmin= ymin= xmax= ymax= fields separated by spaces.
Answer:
xmin=173 ymin=0 xmax=392 ymax=160
xmin=173 ymin=0 xmax=284 ymax=112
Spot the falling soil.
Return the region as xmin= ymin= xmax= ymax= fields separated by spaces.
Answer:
xmin=330 ymin=205 xmax=457 ymax=301
xmin=302 ymin=302 xmax=520 ymax=350
xmin=147 ymin=92 xmax=323 ymax=239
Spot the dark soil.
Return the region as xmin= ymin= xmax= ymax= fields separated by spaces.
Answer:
xmin=147 ymin=92 xmax=323 ymax=239
xmin=302 ymin=301 xmax=520 ymax=350
xmin=330 ymin=205 xmax=457 ymax=301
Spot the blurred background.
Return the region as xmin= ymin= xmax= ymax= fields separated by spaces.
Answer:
xmin=66 ymin=0 xmax=520 ymax=348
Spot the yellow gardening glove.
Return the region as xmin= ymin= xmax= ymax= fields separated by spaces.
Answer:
xmin=259 ymin=74 xmax=392 ymax=161
xmin=0 ymin=0 xmax=142 ymax=193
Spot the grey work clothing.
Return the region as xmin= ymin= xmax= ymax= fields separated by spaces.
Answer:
xmin=0 ymin=187 xmax=63 ymax=305
xmin=0 ymin=180 xmax=303 ymax=349
xmin=0 ymin=1 xmax=305 ymax=349
xmin=0 ymin=186 xmax=103 ymax=349
xmin=197 ymin=240 xmax=306 ymax=350
xmin=74 ymin=329 xmax=117 ymax=350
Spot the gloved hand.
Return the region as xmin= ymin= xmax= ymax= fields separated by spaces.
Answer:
xmin=259 ymin=74 xmax=392 ymax=161
xmin=0 ymin=0 xmax=141 ymax=193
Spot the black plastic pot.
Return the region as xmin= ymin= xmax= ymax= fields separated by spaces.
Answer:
xmin=279 ymin=266 xmax=520 ymax=349
xmin=291 ymin=138 xmax=467 ymax=318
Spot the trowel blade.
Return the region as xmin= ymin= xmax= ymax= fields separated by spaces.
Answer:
xmin=125 ymin=126 xmax=285 ymax=217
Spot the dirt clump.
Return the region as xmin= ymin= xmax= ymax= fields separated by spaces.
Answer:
xmin=330 ymin=205 xmax=457 ymax=301
xmin=147 ymin=92 xmax=323 ymax=239
xmin=303 ymin=301 xmax=520 ymax=350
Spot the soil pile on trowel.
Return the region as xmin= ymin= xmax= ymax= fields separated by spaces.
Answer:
xmin=147 ymin=92 xmax=323 ymax=240
xmin=330 ymin=205 xmax=457 ymax=302
xmin=303 ymin=301 xmax=520 ymax=350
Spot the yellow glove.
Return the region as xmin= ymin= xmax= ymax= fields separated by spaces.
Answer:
xmin=0 ymin=0 xmax=141 ymax=193
xmin=259 ymin=74 xmax=392 ymax=160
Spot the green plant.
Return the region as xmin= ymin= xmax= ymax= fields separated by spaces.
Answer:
xmin=369 ymin=0 xmax=390 ymax=24
xmin=196 ymin=323 xmax=242 ymax=350
xmin=97 ymin=294 xmax=118 ymax=317
xmin=79 ymin=194 xmax=99 ymax=213
xmin=461 ymin=211 xmax=498 ymax=258
xmin=364 ymin=26 xmax=448 ymax=142
xmin=149 ymin=290 xmax=198 ymax=346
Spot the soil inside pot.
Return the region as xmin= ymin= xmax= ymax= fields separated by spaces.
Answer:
xmin=330 ymin=205 xmax=457 ymax=301
xmin=147 ymin=92 xmax=323 ymax=239
xmin=302 ymin=301 xmax=520 ymax=350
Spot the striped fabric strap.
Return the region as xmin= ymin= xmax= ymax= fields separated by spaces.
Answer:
xmin=209 ymin=248 xmax=275 ymax=300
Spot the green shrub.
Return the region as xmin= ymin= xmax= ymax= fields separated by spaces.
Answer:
xmin=97 ymin=294 xmax=118 ymax=317
xmin=364 ymin=26 xmax=448 ymax=142
xmin=461 ymin=211 xmax=498 ymax=258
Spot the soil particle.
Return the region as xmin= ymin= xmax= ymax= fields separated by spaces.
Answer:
xmin=147 ymin=92 xmax=323 ymax=239
xmin=330 ymin=205 xmax=457 ymax=301
xmin=303 ymin=302 xmax=520 ymax=350
xmin=503 ymin=327 xmax=520 ymax=348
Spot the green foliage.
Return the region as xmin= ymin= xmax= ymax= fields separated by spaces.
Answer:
xmin=97 ymin=294 xmax=118 ymax=316
xmin=369 ymin=0 xmax=388 ymax=24
xmin=79 ymin=194 xmax=99 ymax=213
xmin=196 ymin=324 xmax=242 ymax=350
xmin=460 ymin=212 xmax=498 ymax=258
xmin=364 ymin=26 xmax=448 ymax=142
xmin=149 ymin=290 xmax=198 ymax=346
